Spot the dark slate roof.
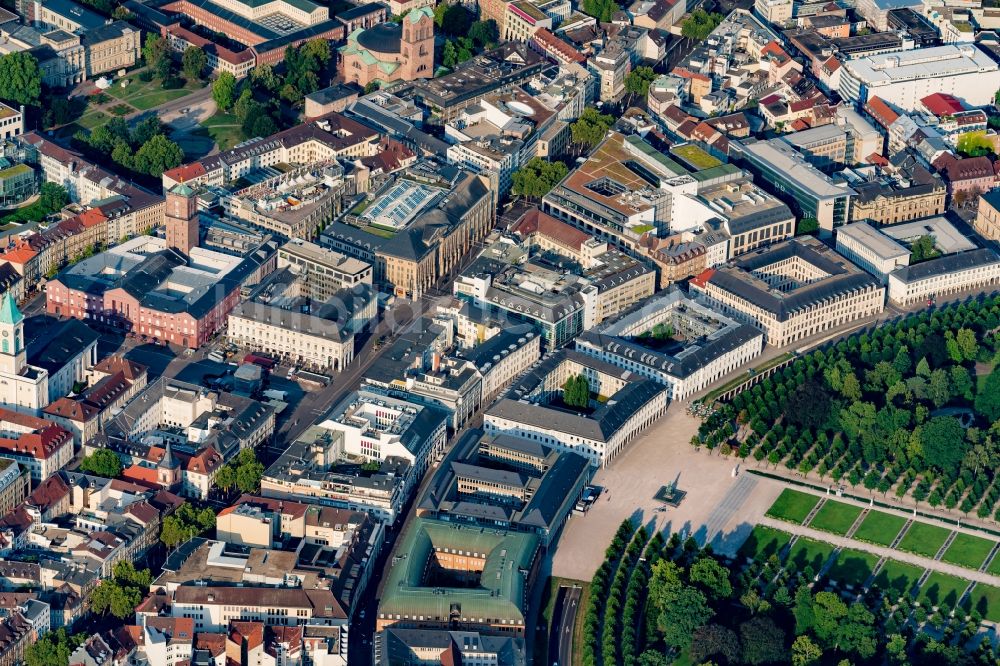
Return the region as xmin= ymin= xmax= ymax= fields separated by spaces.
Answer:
xmin=337 ymin=1 xmax=387 ymax=20
xmin=891 ymin=248 xmax=1000 ymax=282
xmin=44 ymin=0 xmax=105 ymax=30
xmin=27 ymin=318 xmax=99 ymax=375
xmin=577 ymin=324 xmax=762 ymax=380
xmin=699 ymin=239 xmax=882 ymax=322
xmin=357 ymin=22 xmax=401 ymax=53
xmin=79 ymin=20 xmax=135 ymax=45
xmin=455 ymin=325 xmax=538 ymax=372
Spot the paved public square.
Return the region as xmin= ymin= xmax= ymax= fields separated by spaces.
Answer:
xmin=550 ymin=404 xmax=785 ymax=581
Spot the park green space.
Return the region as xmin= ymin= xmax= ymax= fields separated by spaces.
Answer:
xmin=199 ymin=113 xmax=243 ymax=151
xmin=851 ymin=510 xmax=907 ymax=546
xmin=826 ymin=548 xmax=879 ymax=587
xmin=738 ymin=525 xmax=792 ymax=560
xmin=786 ymin=536 xmax=835 ymax=572
xmin=940 ymin=533 xmax=996 ymax=570
xmin=897 ymin=522 xmax=951 ymax=558
xmin=873 ymin=559 xmax=925 ymax=596
xmin=918 ymin=572 xmax=969 ymax=609
xmin=967 ymin=584 xmax=1000 ymax=622
xmin=765 ymin=489 xmax=820 ymax=524
xmin=808 ymin=500 xmax=864 ymax=536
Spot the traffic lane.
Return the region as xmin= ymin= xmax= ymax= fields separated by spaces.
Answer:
xmin=557 ymin=586 xmax=582 ymax=666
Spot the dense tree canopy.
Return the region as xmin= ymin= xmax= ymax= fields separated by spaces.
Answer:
xmin=571 ymin=107 xmax=615 ymax=150
xmin=581 ymin=0 xmax=620 ymax=22
xmin=160 ymin=502 xmax=216 ymax=548
xmin=681 ymin=9 xmax=724 ymax=40
xmin=562 ymin=374 xmax=591 ymax=410
xmin=90 ymin=561 xmax=153 ymax=619
xmin=182 ymin=46 xmax=207 ymax=81
xmin=625 ymin=66 xmax=658 ymax=99
xmin=24 ymin=629 xmax=85 ymax=666
xmin=79 ymin=449 xmax=123 ymax=478
xmin=0 ymin=52 xmax=41 ymax=107
xmin=511 ymin=158 xmax=569 ymax=199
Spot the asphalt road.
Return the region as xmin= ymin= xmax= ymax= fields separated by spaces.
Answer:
xmin=553 ymin=585 xmax=582 ymax=666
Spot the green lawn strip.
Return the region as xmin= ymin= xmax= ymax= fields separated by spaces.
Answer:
xmin=203 ymin=124 xmax=244 ymax=151
xmin=918 ymin=572 xmax=970 ymax=610
xmin=787 ymin=537 xmax=835 ymax=573
xmin=106 ymin=79 xmax=157 ymax=100
xmin=765 ymin=488 xmax=821 ymax=524
xmin=940 ymin=533 xmax=996 ymax=570
xmin=967 ymin=584 xmax=1000 ymax=622
xmin=826 ymin=548 xmax=879 ymax=587
xmin=896 ymin=522 xmax=952 ymax=558
xmin=986 ymin=549 xmax=1000 ymax=576
xmin=852 ymin=510 xmax=907 ymax=546
xmin=738 ymin=525 xmax=792 ymax=561
xmin=76 ymin=111 xmax=108 ymax=130
xmin=873 ymin=559 xmax=925 ymax=596
xmin=130 ymin=89 xmax=191 ymax=111
xmin=201 ymin=113 xmax=240 ymax=128
xmin=808 ymin=501 xmax=864 ymax=536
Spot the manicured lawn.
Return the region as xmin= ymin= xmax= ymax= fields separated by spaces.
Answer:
xmin=826 ymin=549 xmax=879 ymax=587
xmin=986 ymin=549 xmax=1000 ymax=576
xmin=919 ymin=572 xmax=970 ymax=610
xmin=202 ymin=122 xmax=243 ymax=151
xmin=765 ymin=489 xmax=821 ymax=525
xmin=873 ymin=560 xmax=925 ymax=596
xmin=76 ymin=111 xmax=108 ymax=130
xmin=941 ymin=533 xmax=996 ymax=570
xmin=897 ymin=522 xmax=952 ymax=558
xmin=967 ymin=584 xmax=1000 ymax=622
xmin=852 ymin=510 xmax=907 ymax=546
xmin=808 ymin=501 xmax=863 ymax=536
xmin=787 ymin=537 xmax=835 ymax=573
xmin=738 ymin=526 xmax=792 ymax=561
xmin=130 ymin=89 xmax=190 ymax=111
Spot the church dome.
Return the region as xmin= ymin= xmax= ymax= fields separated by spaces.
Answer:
xmin=357 ymin=23 xmax=402 ymax=55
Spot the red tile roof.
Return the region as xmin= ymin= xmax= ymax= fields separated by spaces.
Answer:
xmin=510 ymin=208 xmax=589 ymax=251
xmin=865 ymin=96 xmax=900 ymax=128
xmin=92 ymin=356 xmax=146 ymax=381
xmin=921 ymin=92 xmax=965 ymax=117
xmin=532 ymin=28 xmax=586 ymax=64
xmin=0 ymin=407 xmax=72 ymax=460
xmin=43 ymin=397 xmax=100 ymax=423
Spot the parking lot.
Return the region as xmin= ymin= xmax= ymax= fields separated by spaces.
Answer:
xmin=550 ymin=404 xmax=785 ymax=581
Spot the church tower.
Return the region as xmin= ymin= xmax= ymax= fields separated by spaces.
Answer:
xmin=157 ymin=440 xmax=182 ymax=490
xmin=0 ymin=293 xmax=26 ymax=376
xmin=165 ymin=183 xmax=199 ymax=256
xmin=400 ymin=7 xmax=434 ymax=80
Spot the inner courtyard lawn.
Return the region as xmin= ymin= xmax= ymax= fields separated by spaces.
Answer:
xmin=787 ymin=537 xmax=835 ymax=573
xmin=897 ymin=522 xmax=952 ymax=559
xmin=873 ymin=560 xmax=925 ymax=597
xmin=967 ymin=585 xmax=1000 ymax=622
xmin=940 ymin=533 xmax=996 ymax=570
xmin=738 ymin=525 xmax=792 ymax=561
xmin=851 ymin=510 xmax=907 ymax=546
xmin=826 ymin=548 xmax=879 ymax=587
xmin=808 ymin=501 xmax=863 ymax=536
xmin=765 ymin=489 xmax=820 ymax=524
xmin=919 ymin=572 xmax=970 ymax=610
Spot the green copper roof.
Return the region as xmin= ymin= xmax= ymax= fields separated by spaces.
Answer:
xmin=409 ymin=6 xmax=433 ymax=21
xmin=0 ymin=293 xmax=22 ymax=326
xmin=171 ymin=182 xmax=194 ymax=197
xmin=378 ymin=518 xmax=540 ymax=626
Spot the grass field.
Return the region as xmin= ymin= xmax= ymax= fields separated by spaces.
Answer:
xmin=808 ymin=501 xmax=864 ymax=536
xmin=940 ymin=533 xmax=996 ymax=570
xmin=787 ymin=537 xmax=835 ymax=572
xmin=852 ymin=510 xmax=907 ymax=546
xmin=130 ymin=89 xmax=190 ymax=111
xmin=826 ymin=549 xmax=879 ymax=587
xmin=919 ymin=572 xmax=970 ymax=609
xmin=967 ymin=584 xmax=1000 ymax=622
xmin=765 ymin=489 xmax=821 ymax=525
xmin=873 ymin=560 xmax=925 ymax=596
xmin=76 ymin=111 xmax=108 ymax=130
xmin=897 ymin=522 xmax=952 ymax=558
xmin=200 ymin=113 xmax=244 ymax=151
xmin=738 ymin=526 xmax=792 ymax=561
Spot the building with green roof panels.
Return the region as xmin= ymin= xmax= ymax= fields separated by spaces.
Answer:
xmin=377 ymin=518 xmax=541 ymax=636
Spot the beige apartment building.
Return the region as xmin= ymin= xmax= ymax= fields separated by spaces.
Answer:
xmin=976 ymin=190 xmax=1000 ymax=240
xmin=278 ymin=239 xmax=372 ymax=302
xmin=690 ymin=237 xmax=886 ymax=347
xmin=82 ymin=22 xmax=142 ymax=78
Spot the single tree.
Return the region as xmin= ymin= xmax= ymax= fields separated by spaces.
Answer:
xmin=0 ymin=51 xmax=41 ymax=106
xmin=80 ymin=449 xmax=123 ymax=478
xmin=182 ymin=46 xmax=207 ymax=81
xmin=212 ymin=72 xmax=238 ymax=112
